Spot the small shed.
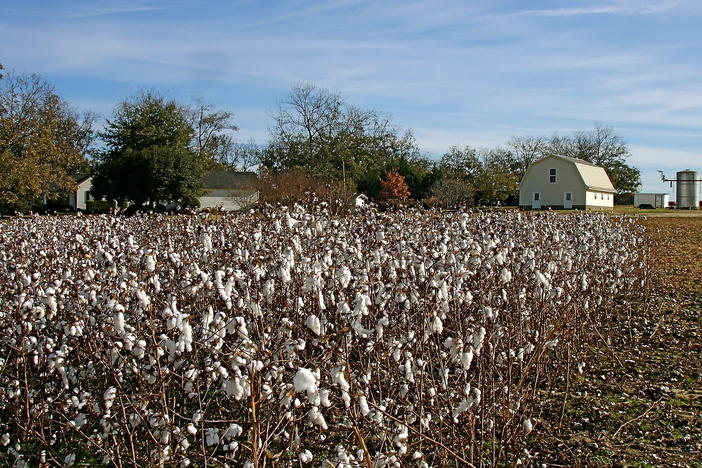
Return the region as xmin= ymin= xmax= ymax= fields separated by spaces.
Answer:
xmin=633 ymin=193 xmax=669 ymax=209
xmin=518 ymin=155 xmax=616 ymax=210
xmin=198 ymin=170 xmax=258 ymax=211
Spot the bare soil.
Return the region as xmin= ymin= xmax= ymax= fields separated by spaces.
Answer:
xmin=528 ymin=217 xmax=702 ymax=467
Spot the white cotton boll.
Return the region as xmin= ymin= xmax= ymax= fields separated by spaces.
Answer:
xmin=73 ymin=413 xmax=87 ymax=428
xmin=113 ymin=309 xmax=125 ymax=336
xmin=331 ymin=366 xmax=350 ymax=391
xmin=500 ymin=268 xmax=512 ymax=283
xmin=577 ymin=362 xmax=585 ymax=373
xmin=145 ymin=255 xmax=156 ymax=273
xmin=299 ymin=449 xmax=314 ymax=463
xmin=103 ymin=386 xmax=117 ymax=410
xmin=523 ymin=418 xmax=533 ymax=433
xmin=535 ymin=271 xmax=550 ymax=289
xmin=358 ymin=395 xmax=370 ymax=416
xmin=133 ymin=340 xmax=147 ymax=360
xmin=482 ymin=307 xmax=494 ymax=321
xmin=192 ymin=411 xmax=202 ymax=424
xmin=223 ymin=424 xmax=243 ymax=439
xmin=460 ymin=349 xmax=474 ymax=370
xmin=1 ymin=434 xmax=9 ymax=446
xmin=430 ymin=315 xmax=443 ymax=334
xmin=319 ymin=389 xmax=332 ymax=407
xmin=305 ymin=315 xmax=322 ymax=336
xmin=472 ymin=388 xmax=482 ymax=405
xmin=545 ymin=338 xmax=558 ymax=350
xmin=294 ymin=368 xmax=318 ymax=395
xmin=64 ymin=453 xmax=76 ymax=466
xmin=186 ymin=423 xmax=197 ymax=435
xmin=181 ymin=320 xmax=193 ymax=353
xmin=205 ymin=428 xmax=220 ymax=446
xmin=472 ymin=327 xmax=486 ymax=355
xmin=336 ymin=266 xmax=352 ymax=288
xmin=308 ymin=406 xmax=328 ymax=430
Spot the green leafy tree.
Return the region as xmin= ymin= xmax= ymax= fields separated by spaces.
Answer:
xmin=93 ymin=92 xmax=203 ymax=207
xmin=0 ymin=70 xmax=94 ymax=212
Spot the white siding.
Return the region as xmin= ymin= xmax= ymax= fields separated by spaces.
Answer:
xmin=518 ymin=157 xmax=586 ymax=208
xmin=585 ymin=191 xmax=614 ymax=209
xmin=198 ymin=190 xmax=259 ymax=211
xmin=70 ymin=178 xmax=93 ymax=210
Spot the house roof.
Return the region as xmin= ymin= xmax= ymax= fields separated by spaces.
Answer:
xmin=520 ymin=154 xmax=617 ymax=193
xmin=202 ymin=170 xmax=257 ymax=190
xmin=71 ymin=173 xmax=92 ymax=184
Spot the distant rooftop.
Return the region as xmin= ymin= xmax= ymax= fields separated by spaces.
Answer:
xmin=202 ymin=170 xmax=257 ymax=189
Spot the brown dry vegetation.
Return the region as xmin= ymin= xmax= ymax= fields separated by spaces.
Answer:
xmin=530 ymin=217 xmax=702 ymax=467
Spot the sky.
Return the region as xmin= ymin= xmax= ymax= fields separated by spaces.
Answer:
xmin=2 ymin=0 xmax=701 ymax=194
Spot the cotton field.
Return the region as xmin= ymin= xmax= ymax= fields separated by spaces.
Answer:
xmin=0 ymin=207 xmax=647 ymax=467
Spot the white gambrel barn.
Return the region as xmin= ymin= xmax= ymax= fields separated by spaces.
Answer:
xmin=518 ymin=155 xmax=616 ymax=210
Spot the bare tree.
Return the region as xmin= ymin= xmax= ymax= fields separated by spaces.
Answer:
xmin=507 ymin=136 xmax=547 ymax=179
xmin=189 ymin=97 xmax=238 ymax=163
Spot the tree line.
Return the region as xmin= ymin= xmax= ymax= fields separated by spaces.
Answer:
xmin=0 ymin=65 xmax=641 ymax=213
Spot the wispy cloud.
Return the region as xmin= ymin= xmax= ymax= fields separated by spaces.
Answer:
xmin=1 ymin=0 xmax=700 ymax=159
xmin=507 ymin=1 xmax=679 ymax=18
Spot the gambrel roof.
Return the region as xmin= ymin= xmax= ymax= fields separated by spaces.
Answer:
xmin=519 ymin=155 xmax=616 ymax=193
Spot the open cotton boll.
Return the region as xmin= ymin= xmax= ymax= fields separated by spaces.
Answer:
xmin=305 ymin=315 xmax=322 ymax=336
xmin=545 ymin=338 xmax=558 ymax=350
xmin=460 ymin=349 xmax=474 ymax=370
xmin=430 ymin=315 xmax=443 ymax=334
xmin=358 ymin=395 xmax=370 ymax=416
xmin=523 ymin=418 xmax=533 ymax=433
xmin=103 ymin=386 xmax=117 ymax=410
xmin=499 ymin=268 xmax=512 ymax=283
xmin=299 ymin=449 xmax=314 ymax=463
xmin=294 ymin=368 xmax=318 ymax=395
xmin=113 ymin=306 xmax=125 ymax=336
xmin=307 ymin=406 xmax=328 ymax=430
xmin=205 ymin=428 xmax=219 ymax=446
xmin=335 ymin=266 xmax=352 ymax=288
xmin=145 ymin=255 xmax=156 ymax=273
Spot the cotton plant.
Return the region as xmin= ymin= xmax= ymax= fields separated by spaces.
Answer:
xmin=0 ymin=206 xmax=647 ymax=466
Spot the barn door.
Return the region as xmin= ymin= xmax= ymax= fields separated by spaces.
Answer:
xmin=564 ymin=192 xmax=573 ymax=209
xmin=532 ymin=192 xmax=541 ymax=209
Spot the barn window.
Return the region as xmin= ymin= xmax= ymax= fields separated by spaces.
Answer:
xmin=549 ymin=168 xmax=556 ymax=183
xmin=85 ymin=191 xmax=90 ymax=204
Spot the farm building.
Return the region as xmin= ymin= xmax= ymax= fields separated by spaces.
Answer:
xmin=65 ymin=171 xmax=258 ymax=211
xmin=67 ymin=174 xmax=94 ymax=211
xmin=518 ymin=155 xmax=616 ymax=210
xmin=198 ymin=170 xmax=258 ymax=211
xmin=634 ymin=193 xmax=669 ymax=209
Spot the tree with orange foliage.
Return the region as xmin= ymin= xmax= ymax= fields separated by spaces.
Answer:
xmin=379 ymin=168 xmax=410 ymax=201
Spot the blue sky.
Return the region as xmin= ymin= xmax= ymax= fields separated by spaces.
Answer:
xmin=3 ymin=0 xmax=701 ymax=193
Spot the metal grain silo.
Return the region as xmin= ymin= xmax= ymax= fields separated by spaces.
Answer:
xmin=676 ymin=169 xmax=700 ymax=209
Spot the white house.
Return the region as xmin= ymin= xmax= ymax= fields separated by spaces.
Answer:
xmin=198 ymin=170 xmax=258 ymax=211
xmin=66 ymin=171 xmax=258 ymax=212
xmin=518 ymin=155 xmax=616 ymax=210
xmin=68 ymin=174 xmax=94 ymax=211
